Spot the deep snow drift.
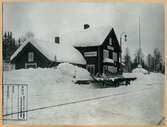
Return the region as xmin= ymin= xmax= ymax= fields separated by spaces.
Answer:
xmin=3 ymin=63 xmax=165 ymax=125
xmin=132 ymin=64 xmax=148 ymax=74
xmin=4 ymin=63 xmax=91 ymax=85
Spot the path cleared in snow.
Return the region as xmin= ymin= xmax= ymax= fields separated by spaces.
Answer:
xmin=3 ymin=65 xmax=165 ymax=125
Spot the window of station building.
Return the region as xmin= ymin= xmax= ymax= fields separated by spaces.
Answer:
xmin=25 ymin=63 xmax=37 ymax=69
xmin=113 ymin=52 xmax=117 ymax=62
xmin=109 ymin=38 xmax=112 ymax=45
xmin=108 ymin=66 xmax=117 ymax=73
xmin=28 ymin=52 xmax=34 ymax=62
xmin=103 ymin=65 xmax=108 ymax=74
xmin=103 ymin=49 xmax=109 ymax=59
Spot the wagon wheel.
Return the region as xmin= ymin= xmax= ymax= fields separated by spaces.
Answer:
xmin=99 ymin=81 xmax=105 ymax=88
xmin=114 ymin=80 xmax=119 ymax=87
xmin=102 ymin=81 xmax=107 ymax=88
xmin=125 ymin=81 xmax=130 ymax=85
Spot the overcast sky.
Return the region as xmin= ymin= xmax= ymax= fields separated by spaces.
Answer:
xmin=3 ymin=2 xmax=164 ymax=61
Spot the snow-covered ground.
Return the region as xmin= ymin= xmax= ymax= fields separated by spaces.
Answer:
xmin=3 ymin=63 xmax=165 ymax=125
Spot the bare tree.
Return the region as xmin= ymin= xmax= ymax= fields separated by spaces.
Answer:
xmin=147 ymin=54 xmax=154 ymax=72
xmin=3 ymin=32 xmax=18 ymax=62
xmin=134 ymin=48 xmax=144 ymax=67
xmin=153 ymin=48 xmax=162 ymax=72
xmin=19 ymin=32 xmax=35 ymax=44
xmin=25 ymin=32 xmax=35 ymax=39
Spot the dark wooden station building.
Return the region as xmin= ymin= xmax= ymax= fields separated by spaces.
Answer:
xmin=61 ymin=25 xmax=121 ymax=76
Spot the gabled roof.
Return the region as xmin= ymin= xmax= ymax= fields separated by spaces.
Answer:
xmin=61 ymin=25 xmax=113 ymax=47
xmin=10 ymin=39 xmax=86 ymax=65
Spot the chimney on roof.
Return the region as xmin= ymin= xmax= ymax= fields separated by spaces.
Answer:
xmin=55 ymin=36 xmax=60 ymax=44
xmin=84 ymin=24 xmax=90 ymax=30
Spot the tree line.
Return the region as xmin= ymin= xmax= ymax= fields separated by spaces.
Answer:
xmin=3 ymin=32 xmax=20 ymax=62
xmin=3 ymin=31 xmax=34 ymax=62
xmin=3 ymin=31 xmax=165 ymax=73
xmin=123 ymin=47 xmax=165 ymax=73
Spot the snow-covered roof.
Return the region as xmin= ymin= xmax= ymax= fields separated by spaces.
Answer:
xmin=103 ymin=58 xmax=114 ymax=64
xmin=61 ymin=25 xmax=113 ymax=47
xmin=10 ymin=39 xmax=86 ymax=65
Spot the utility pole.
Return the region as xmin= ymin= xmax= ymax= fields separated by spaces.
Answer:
xmin=120 ymin=32 xmax=127 ymax=73
xmin=138 ymin=16 xmax=142 ymax=65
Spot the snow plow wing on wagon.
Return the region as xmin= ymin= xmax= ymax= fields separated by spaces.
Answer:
xmin=75 ymin=75 xmax=137 ymax=88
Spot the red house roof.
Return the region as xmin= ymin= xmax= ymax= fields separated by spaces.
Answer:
xmin=10 ymin=39 xmax=86 ymax=65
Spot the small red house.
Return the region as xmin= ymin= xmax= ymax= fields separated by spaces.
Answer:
xmin=10 ymin=39 xmax=86 ymax=69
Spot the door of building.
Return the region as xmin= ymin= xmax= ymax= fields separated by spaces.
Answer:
xmin=86 ymin=64 xmax=95 ymax=75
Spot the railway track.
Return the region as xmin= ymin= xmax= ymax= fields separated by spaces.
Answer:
xmin=3 ymin=84 xmax=155 ymax=117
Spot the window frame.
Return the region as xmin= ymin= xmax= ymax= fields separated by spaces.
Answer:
xmin=108 ymin=65 xmax=117 ymax=73
xmin=28 ymin=52 xmax=34 ymax=62
xmin=103 ymin=49 xmax=109 ymax=59
xmin=25 ymin=63 xmax=37 ymax=69
xmin=103 ymin=65 xmax=108 ymax=74
xmin=109 ymin=37 xmax=112 ymax=45
xmin=113 ymin=52 xmax=117 ymax=62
